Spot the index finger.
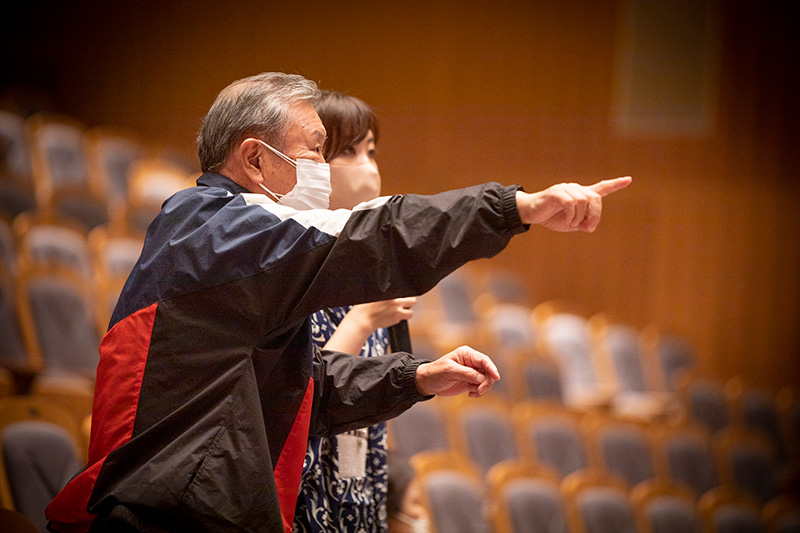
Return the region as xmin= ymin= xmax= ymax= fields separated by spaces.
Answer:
xmin=589 ymin=176 xmax=632 ymax=197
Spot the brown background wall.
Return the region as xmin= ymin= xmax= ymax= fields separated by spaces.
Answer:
xmin=3 ymin=0 xmax=798 ymax=388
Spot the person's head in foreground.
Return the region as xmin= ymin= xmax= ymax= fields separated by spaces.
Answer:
xmin=387 ymin=452 xmax=431 ymax=533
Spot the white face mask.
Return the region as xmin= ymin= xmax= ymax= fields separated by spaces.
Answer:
xmin=256 ymin=139 xmax=331 ymax=210
xmin=393 ymin=513 xmax=431 ymax=533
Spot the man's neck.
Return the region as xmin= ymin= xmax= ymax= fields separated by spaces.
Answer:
xmin=216 ymin=162 xmax=259 ymax=194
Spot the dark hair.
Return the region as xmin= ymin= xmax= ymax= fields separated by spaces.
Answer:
xmin=315 ymin=90 xmax=379 ymax=161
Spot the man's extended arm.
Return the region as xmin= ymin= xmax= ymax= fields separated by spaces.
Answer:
xmin=309 ymin=345 xmax=499 ymax=436
xmin=296 ymin=177 xmax=631 ymax=322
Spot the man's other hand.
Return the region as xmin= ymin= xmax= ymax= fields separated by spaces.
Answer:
xmin=415 ymin=346 xmax=501 ymax=398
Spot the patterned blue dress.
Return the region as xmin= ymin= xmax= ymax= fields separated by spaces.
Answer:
xmin=293 ymin=306 xmax=390 ymax=533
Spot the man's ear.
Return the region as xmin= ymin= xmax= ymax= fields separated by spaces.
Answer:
xmin=239 ymin=138 xmax=266 ymax=185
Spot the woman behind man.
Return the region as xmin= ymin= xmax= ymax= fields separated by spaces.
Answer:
xmin=293 ymin=90 xmax=418 ymax=532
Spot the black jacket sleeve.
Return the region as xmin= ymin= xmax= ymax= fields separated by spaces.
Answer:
xmin=291 ymin=183 xmax=528 ymax=320
xmin=308 ymin=347 xmax=433 ymax=436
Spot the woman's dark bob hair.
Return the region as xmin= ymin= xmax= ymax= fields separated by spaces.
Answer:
xmin=315 ymin=90 xmax=379 ymax=161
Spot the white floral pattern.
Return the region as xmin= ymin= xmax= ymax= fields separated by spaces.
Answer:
xmin=294 ymin=306 xmax=390 ymax=533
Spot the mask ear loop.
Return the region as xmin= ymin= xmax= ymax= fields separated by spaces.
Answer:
xmin=255 ymin=139 xmax=297 ymax=167
xmin=258 ymin=182 xmax=282 ymax=201
xmin=252 ymin=138 xmax=297 ymax=201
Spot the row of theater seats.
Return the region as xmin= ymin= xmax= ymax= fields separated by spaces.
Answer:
xmin=408 ymin=266 xmax=699 ymax=416
xmin=0 ymin=107 xmax=178 ymax=531
xmin=406 ymin=450 xmax=799 ymax=533
xmin=0 ymin=216 xmax=125 ymax=531
xmin=0 ymin=208 xmax=143 ymax=410
xmin=0 ymin=106 xmax=195 ymax=430
xmin=392 ymin=388 xmax=800 ymax=494
xmin=1 ymin=390 xmax=798 ymax=532
xmin=381 ymin=266 xmax=800 ymax=532
xmin=388 ymin=395 xmax=799 ymax=532
xmin=0 ymin=103 xmax=195 ymax=531
xmin=409 ymin=265 xmax=797 ymax=439
xmin=0 ymin=106 xmax=197 ymax=234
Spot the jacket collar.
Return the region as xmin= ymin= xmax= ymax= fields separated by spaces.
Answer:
xmin=196 ymin=172 xmax=251 ymax=195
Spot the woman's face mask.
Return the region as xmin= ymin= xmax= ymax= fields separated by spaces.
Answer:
xmin=328 ymin=160 xmax=381 ymax=210
xmin=256 ymin=139 xmax=331 ymax=210
xmin=328 ymin=131 xmax=381 ymax=210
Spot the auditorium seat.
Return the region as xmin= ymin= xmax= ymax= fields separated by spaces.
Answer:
xmin=584 ymin=413 xmax=656 ymax=488
xmin=727 ymin=377 xmax=788 ymax=463
xmin=388 ymin=398 xmax=450 ymax=459
xmin=434 ymin=267 xmax=481 ymax=325
xmin=85 ymin=126 xmax=145 ymax=233
xmin=651 ymin=419 xmax=719 ymax=497
xmin=513 ymin=401 xmax=591 ymax=479
xmin=13 ymin=210 xmax=93 ymax=279
xmin=698 ymin=486 xmax=766 ymax=533
xmin=0 ymin=262 xmax=31 ymax=391
xmin=476 ymin=300 xmax=537 ymax=355
xmin=414 ymin=266 xmax=486 ymax=353
xmin=508 ymin=348 xmax=564 ymax=404
xmin=534 ymin=300 xmax=614 ymax=410
xmin=676 ymin=372 xmax=732 ymax=435
xmin=2 ymin=420 xmax=83 ymax=531
xmin=630 ymin=479 xmax=702 ymax=533
xmin=446 ymin=396 xmax=519 ymax=475
xmin=561 ymin=468 xmax=635 ymax=533
xmin=14 ymin=262 xmax=101 ymax=377
xmin=88 ymin=224 xmax=143 ymax=332
xmin=641 ymin=326 xmax=697 ymax=392
xmin=125 ymin=157 xmax=194 ymax=234
xmin=589 ymin=313 xmax=672 ymax=420
xmin=0 ymin=109 xmax=36 ymax=216
xmin=714 ymin=426 xmax=780 ymax=503
xmin=26 ymin=112 xmax=109 ymax=230
xmin=411 ymin=451 xmax=491 ymax=533
xmin=13 ymin=217 xmax=99 ymax=399
xmin=0 ymin=395 xmax=85 ymax=511
xmin=88 ymin=223 xmax=143 ymax=280
xmin=486 ymin=459 xmax=566 ymax=533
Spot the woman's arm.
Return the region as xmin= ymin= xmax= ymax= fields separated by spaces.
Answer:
xmin=323 ymin=297 xmax=416 ymax=354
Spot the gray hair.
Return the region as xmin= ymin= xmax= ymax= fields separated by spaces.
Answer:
xmin=197 ymin=72 xmax=321 ymax=172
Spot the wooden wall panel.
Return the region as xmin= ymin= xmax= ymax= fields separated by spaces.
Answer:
xmin=3 ymin=0 xmax=797 ymax=389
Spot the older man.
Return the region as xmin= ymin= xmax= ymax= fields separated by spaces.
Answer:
xmin=46 ymin=72 xmax=630 ymax=533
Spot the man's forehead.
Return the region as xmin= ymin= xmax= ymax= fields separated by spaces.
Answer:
xmin=290 ymin=101 xmax=327 ymax=140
